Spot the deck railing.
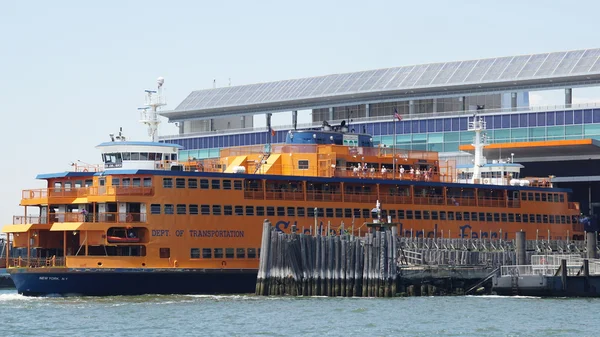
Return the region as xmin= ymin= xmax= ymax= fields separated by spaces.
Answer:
xmin=9 ymin=257 xmax=66 ymax=268
xmin=22 ymin=186 xmax=154 ymax=200
xmin=13 ymin=212 xmax=147 ymax=224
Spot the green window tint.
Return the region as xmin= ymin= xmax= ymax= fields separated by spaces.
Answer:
xmin=412 ymin=133 xmax=426 ymax=142
xmin=396 ymin=134 xmax=412 ymax=144
xmin=584 ymin=124 xmax=600 ymax=136
xmin=492 ymin=130 xmax=510 ymax=143
xmin=444 ymin=142 xmax=459 ymax=152
xmin=380 ymin=135 xmax=393 ymax=146
xmin=427 ymin=143 xmax=443 ymax=152
xmin=412 ymin=144 xmax=427 ymax=151
xmin=443 ymin=132 xmax=459 ymax=142
xmin=565 ymin=125 xmax=583 ymax=139
xmin=460 ymin=131 xmax=474 ymax=142
xmin=397 ymin=144 xmax=411 ymax=150
xmin=511 ymin=128 xmax=527 ymax=142
xmin=427 ymin=133 xmax=443 ymax=143
xmin=546 ymin=126 xmax=565 ymax=140
xmin=528 ymin=127 xmax=546 ymax=141
xmin=179 ymin=150 xmax=190 ymax=161
xmin=208 ymin=148 xmax=221 ymax=158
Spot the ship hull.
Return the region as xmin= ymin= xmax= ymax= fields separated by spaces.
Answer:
xmin=9 ymin=268 xmax=257 ymax=296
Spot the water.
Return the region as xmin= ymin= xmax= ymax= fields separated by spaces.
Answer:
xmin=0 ymin=288 xmax=598 ymax=337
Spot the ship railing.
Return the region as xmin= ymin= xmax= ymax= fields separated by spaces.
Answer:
xmin=445 ymin=197 xmax=478 ymax=207
xmin=306 ymin=191 xmax=343 ymax=202
xmin=12 ymin=215 xmax=45 ymax=224
xmin=265 ymin=190 xmax=305 ymax=201
xmin=334 ymin=168 xmax=443 ymax=182
xmin=344 ymin=193 xmax=379 ymax=203
xmin=9 ymin=256 xmax=65 ymax=268
xmin=96 ymin=212 xmax=147 ymax=223
xmin=70 ymin=163 xmax=102 ymax=173
xmin=88 ymin=186 xmax=154 ymax=196
xmin=522 ymin=177 xmax=553 ymax=188
xmin=244 ymin=189 xmax=264 ymax=199
xmin=377 ymin=195 xmax=413 ymax=205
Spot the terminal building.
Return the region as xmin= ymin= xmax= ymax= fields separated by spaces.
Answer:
xmin=159 ymin=48 xmax=600 ymax=215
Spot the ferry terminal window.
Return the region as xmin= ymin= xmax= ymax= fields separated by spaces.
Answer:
xmin=133 ymin=178 xmax=141 ymax=187
xmin=176 ymin=178 xmax=185 ymax=188
xmin=177 ymin=204 xmax=186 ymax=215
xmin=463 ymin=212 xmax=470 ymax=221
xmin=528 ymin=193 xmax=533 ymax=201
xmin=202 ymin=248 xmax=212 ymax=258
xmin=541 ymin=193 xmax=547 ymax=202
xmin=277 ymin=207 xmax=285 ymax=216
xmin=335 ymin=208 xmax=343 ymax=218
xmin=287 ymin=207 xmax=295 ymax=216
xmin=226 ymin=248 xmax=234 ymax=258
xmin=234 ymin=180 xmax=243 ymax=190
xmin=456 ymin=212 xmax=462 ymax=221
xmin=508 ymin=213 xmax=514 ymax=222
xmin=224 ymin=205 xmax=233 ymax=216
xmin=143 ymin=177 xmax=152 ymax=187
xmin=440 ymin=212 xmax=446 ymax=221
xmin=471 ymin=212 xmax=477 ymax=220
xmin=516 ymin=214 xmax=521 ymax=222
xmin=389 ymin=210 xmax=396 ymax=219
xmin=150 ymin=204 xmax=161 ymax=214
xmin=345 ymin=208 xmax=352 ymax=218
xmin=214 ymin=248 xmax=224 ymax=258
xmin=248 ymin=248 xmax=257 ymax=259
xmin=398 ymin=210 xmax=405 ymax=220
xmin=235 ymin=206 xmax=243 ymax=216
xmin=550 ymin=215 xmax=555 ymax=223
xmin=362 ymin=209 xmax=369 ymax=218
xmin=554 ymin=194 xmax=560 ymax=202
xmin=267 ymin=207 xmax=275 ymax=216
xmin=535 ymin=193 xmax=541 ymax=201
xmin=448 ymin=212 xmax=454 ymax=221
xmin=213 ymin=205 xmax=221 ymax=215
xmin=223 ymin=180 xmax=232 ymax=190
xmin=188 ymin=178 xmax=198 ymax=189
xmin=212 ymin=180 xmax=221 ymax=189
xmin=257 ymin=206 xmax=265 ymax=216
xmin=406 ymin=210 xmax=414 ymax=220
xmin=354 ymin=209 xmax=361 ymax=218
xmin=423 ymin=211 xmax=430 ymax=220
xmin=522 ymin=214 xmax=528 ymax=223
xmin=245 ymin=206 xmax=254 ymax=216
xmin=190 ymin=204 xmax=199 ymax=215
xmin=559 ymin=194 xmax=565 ymax=202
xmin=431 ymin=211 xmax=438 ymax=220
xmin=494 ymin=213 xmax=500 ymax=222
xmin=164 ymin=204 xmax=174 ymax=215
xmin=123 ymin=178 xmax=130 ymax=187
xmin=163 ymin=178 xmax=173 ymax=188
xmin=201 ymin=205 xmax=210 ymax=215
xmin=414 ymin=211 xmax=422 ymax=220
xmin=190 ymin=248 xmax=200 ymax=258
xmin=326 ymin=208 xmax=334 ymax=217
xmin=112 ymin=178 xmax=121 ymax=186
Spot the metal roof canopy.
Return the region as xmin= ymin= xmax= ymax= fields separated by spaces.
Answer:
xmin=459 ymin=139 xmax=600 ymax=160
xmin=162 ymin=48 xmax=600 ymax=122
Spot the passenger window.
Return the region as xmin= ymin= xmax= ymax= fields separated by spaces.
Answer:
xmin=235 ymin=206 xmax=243 ymax=216
xmin=200 ymin=179 xmax=209 ymax=189
xmin=202 ymin=248 xmax=212 ymax=258
xmin=201 ymin=205 xmax=210 ymax=215
xmin=212 ymin=180 xmax=221 ymax=189
xmin=223 ymin=180 xmax=232 ymax=190
xmin=248 ymin=248 xmax=257 ymax=259
xmin=214 ymin=248 xmax=224 ymax=259
xmin=163 ymin=178 xmax=173 ymax=188
xmin=225 ymin=248 xmax=234 ymax=259
xmin=245 ymin=206 xmax=254 ymax=216
xmin=236 ymin=248 xmax=246 ymax=258
xmin=190 ymin=248 xmax=200 ymax=258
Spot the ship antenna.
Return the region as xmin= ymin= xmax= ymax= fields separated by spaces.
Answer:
xmin=468 ymin=114 xmax=487 ymax=183
xmin=139 ymin=77 xmax=166 ymax=142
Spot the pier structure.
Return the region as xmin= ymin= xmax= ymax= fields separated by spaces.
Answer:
xmin=255 ymin=220 xmax=594 ymax=297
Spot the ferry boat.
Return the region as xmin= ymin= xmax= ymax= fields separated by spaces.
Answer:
xmin=2 ymin=79 xmax=584 ymax=296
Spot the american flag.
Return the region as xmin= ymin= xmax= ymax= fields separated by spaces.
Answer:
xmin=394 ymin=108 xmax=402 ymax=121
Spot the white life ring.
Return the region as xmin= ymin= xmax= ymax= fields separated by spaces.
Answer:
xmin=483 ymin=178 xmax=490 ymax=184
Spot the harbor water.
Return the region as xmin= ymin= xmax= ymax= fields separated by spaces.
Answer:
xmin=1 ymin=289 xmax=598 ymax=336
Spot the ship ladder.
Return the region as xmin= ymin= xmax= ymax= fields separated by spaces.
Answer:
xmin=254 ymin=152 xmax=271 ymax=174
xmin=510 ymin=275 xmax=519 ymax=296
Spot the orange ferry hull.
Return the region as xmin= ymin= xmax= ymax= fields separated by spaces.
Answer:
xmin=9 ymin=268 xmax=257 ymax=296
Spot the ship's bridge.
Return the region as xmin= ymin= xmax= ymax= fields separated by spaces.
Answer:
xmin=96 ymin=141 xmax=183 ymax=171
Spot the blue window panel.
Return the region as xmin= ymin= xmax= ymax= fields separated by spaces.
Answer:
xmin=546 ymin=112 xmax=555 ymax=126
xmin=373 ymin=123 xmax=381 ymax=135
xmin=594 ymin=109 xmax=600 ymax=123
xmin=427 ymin=119 xmax=435 ymax=132
xmin=451 ymin=118 xmax=460 ymax=131
xmin=403 ymin=121 xmax=411 ymax=133
xmin=412 ymin=120 xmax=420 ymax=133
xmin=459 ymin=117 xmax=468 ymax=131
xmin=365 ymin=123 xmax=374 ymax=135
xmin=419 ymin=120 xmax=427 ymax=133
xmin=435 ymin=119 xmax=443 ymax=132
xmin=536 ymin=112 xmax=546 ymax=126
xmin=584 ymin=109 xmax=593 ymax=123
xmin=555 ymin=111 xmax=564 ymax=125
xmin=528 ymin=113 xmax=536 ymax=127
xmin=387 ymin=122 xmax=394 ymax=134
xmin=519 ymin=113 xmax=528 ymax=127
xmin=565 ymin=110 xmax=573 ymax=124
xmin=501 ymin=115 xmax=510 ymax=128
xmin=573 ymin=110 xmax=583 ymax=124
xmin=482 ymin=116 xmax=492 ymax=129
xmin=443 ymin=119 xmax=451 ymax=131
xmin=493 ymin=115 xmax=502 ymax=129
xmin=511 ymin=114 xmax=519 ymax=128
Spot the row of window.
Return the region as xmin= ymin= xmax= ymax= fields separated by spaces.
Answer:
xmin=150 ymin=204 xmax=576 ymax=224
xmin=112 ymin=177 xmax=152 ymax=187
xmin=163 ymin=178 xmax=243 ymax=190
xmin=167 ymin=109 xmax=600 ymax=152
xmin=190 ymin=247 xmax=259 ymax=259
xmin=521 ymin=192 xmax=565 ymax=202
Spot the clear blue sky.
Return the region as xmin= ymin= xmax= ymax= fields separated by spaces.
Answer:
xmin=1 ymin=0 xmax=599 ymax=226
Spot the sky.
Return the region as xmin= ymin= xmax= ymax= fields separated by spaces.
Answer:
xmin=1 ymin=0 xmax=600 ymax=226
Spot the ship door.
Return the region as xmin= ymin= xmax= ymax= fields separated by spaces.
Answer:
xmin=127 ymin=203 xmax=141 ymax=222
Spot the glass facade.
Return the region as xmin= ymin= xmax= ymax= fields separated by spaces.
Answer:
xmin=170 ymin=108 xmax=600 ymax=160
